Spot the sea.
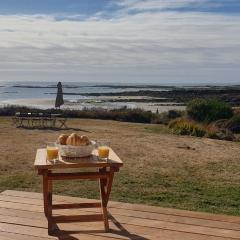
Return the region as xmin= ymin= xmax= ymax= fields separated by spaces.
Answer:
xmin=0 ymin=81 xmax=185 ymax=112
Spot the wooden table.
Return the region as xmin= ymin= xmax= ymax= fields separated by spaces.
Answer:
xmin=13 ymin=113 xmax=67 ymax=129
xmin=34 ymin=148 xmax=123 ymax=235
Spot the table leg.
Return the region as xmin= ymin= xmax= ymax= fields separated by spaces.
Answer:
xmin=47 ymin=178 xmax=53 ymax=235
xmin=18 ymin=118 xmax=23 ymax=127
xmin=43 ymin=171 xmax=48 ymax=217
xmin=99 ymin=168 xmax=114 ymax=232
xmin=42 ymin=170 xmax=54 ymax=235
xmin=59 ymin=119 xmax=67 ymax=129
xmin=52 ymin=118 xmax=56 ymax=128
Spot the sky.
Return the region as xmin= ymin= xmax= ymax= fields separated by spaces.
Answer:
xmin=0 ymin=0 xmax=240 ymax=85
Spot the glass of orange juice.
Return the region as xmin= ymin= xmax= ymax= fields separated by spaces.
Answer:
xmin=46 ymin=142 xmax=59 ymax=162
xmin=97 ymin=141 xmax=110 ymax=161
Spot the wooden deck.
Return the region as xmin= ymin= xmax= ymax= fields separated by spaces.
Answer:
xmin=1 ymin=191 xmax=240 ymax=240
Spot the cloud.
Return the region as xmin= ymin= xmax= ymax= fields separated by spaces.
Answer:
xmin=114 ymin=0 xmax=219 ymax=12
xmin=115 ymin=0 xmax=240 ymax=12
xmin=0 ymin=0 xmax=239 ymax=83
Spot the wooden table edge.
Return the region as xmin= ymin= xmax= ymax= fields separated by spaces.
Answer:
xmin=34 ymin=148 xmax=123 ymax=170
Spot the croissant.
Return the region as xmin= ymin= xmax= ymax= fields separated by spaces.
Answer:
xmin=66 ymin=133 xmax=91 ymax=146
xmin=57 ymin=134 xmax=69 ymax=145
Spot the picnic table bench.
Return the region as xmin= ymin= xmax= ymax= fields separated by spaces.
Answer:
xmin=34 ymin=148 xmax=123 ymax=235
xmin=12 ymin=112 xmax=67 ymax=128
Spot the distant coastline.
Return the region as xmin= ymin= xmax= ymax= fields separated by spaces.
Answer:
xmin=12 ymin=85 xmax=81 ymax=89
xmin=44 ymin=85 xmax=240 ymax=106
xmin=1 ymin=83 xmax=239 ymax=113
xmin=10 ymin=83 xmax=240 ymax=90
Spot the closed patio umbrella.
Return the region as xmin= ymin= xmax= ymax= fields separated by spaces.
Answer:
xmin=55 ymin=82 xmax=64 ymax=108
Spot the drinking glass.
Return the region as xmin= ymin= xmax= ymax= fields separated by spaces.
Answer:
xmin=46 ymin=142 xmax=59 ymax=161
xmin=97 ymin=141 xmax=110 ymax=161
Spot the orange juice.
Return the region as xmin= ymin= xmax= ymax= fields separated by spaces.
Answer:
xmin=98 ymin=146 xmax=109 ymax=159
xmin=47 ymin=147 xmax=59 ymax=160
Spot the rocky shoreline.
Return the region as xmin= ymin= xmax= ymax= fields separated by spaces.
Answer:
xmin=43 ymin=86 xmax=240 ymax=106
xmin=83 ymin=88 xmax=240 ymax=106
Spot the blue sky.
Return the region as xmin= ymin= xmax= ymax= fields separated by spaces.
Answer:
xmin=0 ymin=0 xmax=239 ymax=15
xmin=0 ymin=0 xmax=239 ymax=84
xmin=0 ymin=0 xmax=110 ymax=16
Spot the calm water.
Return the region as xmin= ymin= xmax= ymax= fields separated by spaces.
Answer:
xmin=0 ymin=81 xmax=168 ymax=100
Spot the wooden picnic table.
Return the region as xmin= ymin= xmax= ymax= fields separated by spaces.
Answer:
xmin=13 ymin=113 xmax=67 ymax=128
xmin=34 ymin=148 xmax=123 ymax=235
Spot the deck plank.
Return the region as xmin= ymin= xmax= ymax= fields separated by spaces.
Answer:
xmin=1 ymin=190 xmax=240 ymax=240
xmin=0 ymin=206 xmax=231 ymax=240
xmin=0 ymin=218 xmax=231 ymax=240
xmin=3 ymin=190 xmax=240 ymax=224
xmin=0 ymin=232 xmax=52 ymax=240
xmin=1 ymin=194 xmax=240 ymax=232
xmin=1 ymin=200 xmax=240 ymax=239
xmin=0 ymin=207 xmax=232 ymax=240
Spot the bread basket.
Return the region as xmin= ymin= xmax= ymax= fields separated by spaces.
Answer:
xmin=56 ymin=141 xmax=96 ymax=158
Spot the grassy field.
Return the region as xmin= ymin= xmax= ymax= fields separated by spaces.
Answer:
xmin=1 ymin=116 xmax=240 ymax=216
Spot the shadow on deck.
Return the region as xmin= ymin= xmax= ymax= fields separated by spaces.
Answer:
xmin=0 ymin=190 xmax=240 ymax=240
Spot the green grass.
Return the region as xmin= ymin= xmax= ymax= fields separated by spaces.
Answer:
xmin=0 ymin=172 xmax=42 ymax=192
xmin=2 ymin=170 xmax=240 ymax=216
xmin=1 ymin=117 xmax=240 ymax=217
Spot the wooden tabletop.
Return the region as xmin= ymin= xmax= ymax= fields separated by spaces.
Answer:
xmin=34 ymin=148 xmax=123 ymax=170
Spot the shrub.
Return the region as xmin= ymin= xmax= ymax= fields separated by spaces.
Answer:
xmin=234 ymin=108 xmax=240 ymax=115
xmin=152 ymin=110 xmax=184 ymax=124
xmin=206 ymin=121 xmax=236 ymax=141
xmin=151 ymin=112 xmax=168 ymax=124
xmin=113 ymin=108 xmax=153 ymax=123
xmin=168 ymin=110 xmax=183 ymax=119
xmin=206 ymin=119 xmax=228 ymax=138
xmin=0 ymin=105 xmax=156 ymax=124
xmin=169 ymin=118 xmax=206 ymax=137
xmin=187 ymin=99 xmax=233 ymax=123
xmin=168 ymin=118 xmax=185 ymax=128
xmin=207 ymin=128 xmax=236 ymax=141
xmin=226 ymin=114 xmax=240 ymax=133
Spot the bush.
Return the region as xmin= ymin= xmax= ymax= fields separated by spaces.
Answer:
xmin=187 ymin=99 xmax=233 ymax=123
xmin=152 ymin=110 xmax=184 ymax=124
xmin=226 ymin=114 xmax=240 ymax=133
xmin=169 ymin=118 xmax=206 ymax=137
xmin=168 ymin=118 xmax=184 ymax=128
xmin=168 ymin=110 xmax=183 ymax=119
xmin=206 ymin=121 xmax=236 ymax=141
xmin=207 ymin=128 xmax=236 ymax=141
xmin=0 ymin=105 xmax=156 ymax=124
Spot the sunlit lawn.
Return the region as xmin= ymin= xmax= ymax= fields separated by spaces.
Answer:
xmin=1 ymin=117 xmax=240 ymax=215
